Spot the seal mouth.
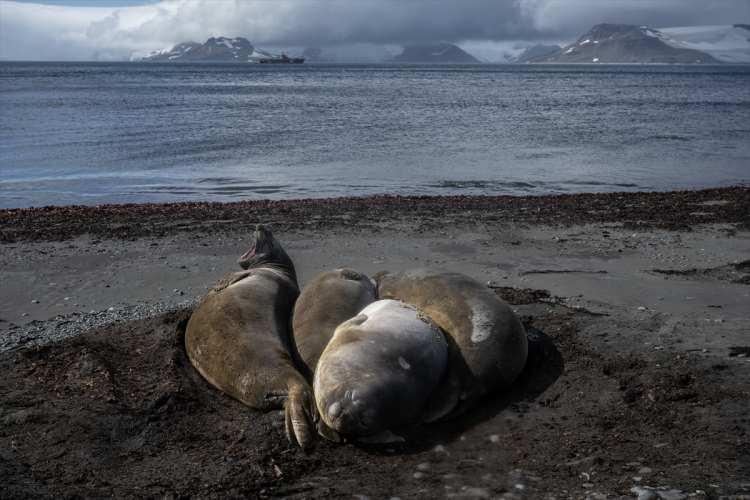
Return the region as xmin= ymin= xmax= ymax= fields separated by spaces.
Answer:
xmin=239 ymin=246 xmax=256 ymax=262
xmin=238 ymin=225 xmax=271 ymax=269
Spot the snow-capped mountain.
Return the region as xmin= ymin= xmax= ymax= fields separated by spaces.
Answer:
xmin=537 ymin=24 xmax=719 ymax=64
xmin=659 ymin=25 xmax=750 ymax=63
xmin=139 ymin=37 xmax=283 ymax=62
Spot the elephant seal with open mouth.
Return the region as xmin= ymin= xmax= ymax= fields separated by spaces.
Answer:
xmin=292 ymin=268 xmax=377 ymax=374
xmin=377 ymin=269 xmax=528 ymax=421
xmin=185 ymin=225 xmax=317 ymax=450
xmin=313 ymin=299 xmax=448 ymax=441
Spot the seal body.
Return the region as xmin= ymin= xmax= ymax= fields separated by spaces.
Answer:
xmin=292 ymin=268 xmax=377 ymax=374
xmin=377 ymin=269 xmax=528 ymax=420
xmin=185 ymin=226 xmax=317 ymax=449
xmin=314 ymin=299 xmax=448 ymax=439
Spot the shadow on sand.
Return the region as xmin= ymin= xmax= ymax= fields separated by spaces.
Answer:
xmin=353 ymin=326 xmax=564 ymax=455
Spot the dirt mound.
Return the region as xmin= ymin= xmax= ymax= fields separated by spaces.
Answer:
xmin=652 ymin=259 xmax=750 ymax=285
xmin=1 ymin=307 xmax=748 ymax=498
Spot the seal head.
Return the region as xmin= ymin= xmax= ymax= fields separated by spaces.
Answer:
xmin=238 ymin=224 xmax=297 ymax=282
xmin=314 ymin=300 xmax=448 ymax=439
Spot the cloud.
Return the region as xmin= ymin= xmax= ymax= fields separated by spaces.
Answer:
xmin=1 ymin=0 xmax=748 ymax=60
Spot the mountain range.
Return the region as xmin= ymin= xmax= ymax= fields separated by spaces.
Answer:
xmin=518 ymin=24 xmax=750 ymax=64
xmin=140 ymin=24 xmax=750 ymax=64
xmin=140 ymin=37 xmax=283 ymax=62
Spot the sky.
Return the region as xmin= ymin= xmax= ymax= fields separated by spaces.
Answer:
xmin=1 ymin=0 xmax=749 ymax=61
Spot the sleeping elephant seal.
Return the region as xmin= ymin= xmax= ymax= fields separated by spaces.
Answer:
xmin=377 ymin=269 xmax=528 ymax=421
xmin=292 ymin=268 xmax=377 ymax=374
xmin=314 ymin=299 xmax=448 ymax=441
xmin=185 ymin=225 xmax=317 ymax=450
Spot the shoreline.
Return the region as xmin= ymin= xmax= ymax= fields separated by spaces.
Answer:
xmin=1 ymin=186 xmax=748 ymax=243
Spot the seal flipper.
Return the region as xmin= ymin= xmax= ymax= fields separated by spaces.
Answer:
xmin=420 ymin=370 xmax=462 ymax=423
xmin=284 ymin=383 xmax=318 ymax=451
xmin=420 ymin=332 xmax=472 ymax=423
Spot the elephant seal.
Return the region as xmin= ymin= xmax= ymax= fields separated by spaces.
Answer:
xmin=376 ymin=269 xmax=528 ymax=421
xmin=292 ymin=268 xmax=377 ymax=373
xmin=314 ymin=299 xmax=448 ymax=440
xmin=185 ymin=225 xmax=317 ymax=450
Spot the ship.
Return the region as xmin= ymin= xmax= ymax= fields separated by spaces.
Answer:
xmin=259 ymin=53 xmax=305 ymax=64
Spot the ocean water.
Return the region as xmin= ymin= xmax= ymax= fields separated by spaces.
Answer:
xmin=1 ymin=62 xmax=749 ymax=208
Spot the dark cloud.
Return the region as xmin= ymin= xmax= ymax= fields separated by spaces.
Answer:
xmin=1 ymin=0 xmax=748 ymax=60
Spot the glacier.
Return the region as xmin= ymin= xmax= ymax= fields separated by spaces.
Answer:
xmin=658 ymin=25 xmax=750 ymax=63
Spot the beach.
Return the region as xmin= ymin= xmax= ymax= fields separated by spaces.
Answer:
xmin=1 ymin=187 xmax=749 ymax=498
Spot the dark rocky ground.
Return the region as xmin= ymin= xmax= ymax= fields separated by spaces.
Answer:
xmin=1 ymin=294 xmax=747 ymax=499
xmin=1 ymin=187 xmax=748 ymax=243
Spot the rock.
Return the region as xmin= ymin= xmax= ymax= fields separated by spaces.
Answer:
xmin=413 ymin=472 xmax=426 ymax=479
xmin=3 ymin=409 xmax=38 ymax=426
xmin=416 ymin=463 xmax=430 ymax=472
xmin=632 ymin=487 xmax=659 ymax=500
xmin=447 ymin=486 xmax=490 ymax=498
xmin=631 ymin=486 xmax=687 ymax=500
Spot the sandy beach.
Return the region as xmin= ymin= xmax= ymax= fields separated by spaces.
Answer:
xmin=1 ymin=187 xmax=749 ymax=498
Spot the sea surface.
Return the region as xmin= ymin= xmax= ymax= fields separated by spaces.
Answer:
xmin=1 ymin=62 xmax=749 ymax=208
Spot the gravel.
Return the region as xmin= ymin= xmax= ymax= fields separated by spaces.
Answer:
xmin=0 ymin=298 xmax=197 ymax=353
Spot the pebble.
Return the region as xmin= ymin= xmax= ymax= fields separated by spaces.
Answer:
xmin=631 ymin=486 xmax=687 ymax=500
xmin=433 ymin=444 xmax=447 ymax=453
xmin=637 ymin=306 xmax=647 ymax=311
xmin=488 ymin=434 xmax=500 ymax=443
xmin=448 ymin=487 xmax=489 ymax=499
xmin=413 ymin=472 xmax=426 ymax=479
xmin=586 ymin=493 xmax=607 ymax=500
xmin=31 ymin=299 xmax=39 ymax=304
xmin=416 ymin=463 xmax=430 ymax=472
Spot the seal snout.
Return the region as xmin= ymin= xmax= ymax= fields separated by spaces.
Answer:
xmin=323 ymin=393 xmax=376 ymax=436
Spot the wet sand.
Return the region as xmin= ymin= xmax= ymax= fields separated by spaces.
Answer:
xmin=1 ymin=187 xmax=749 ymax=498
